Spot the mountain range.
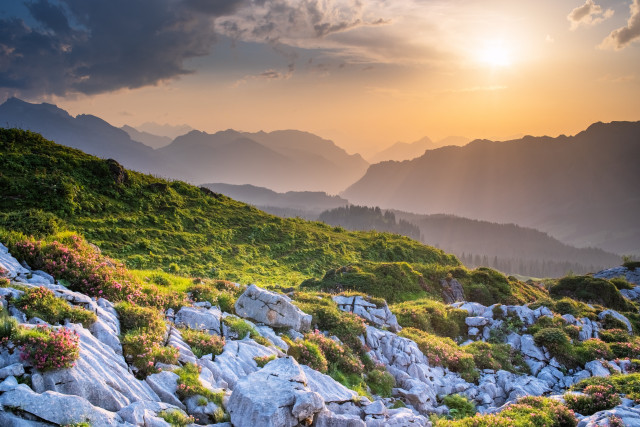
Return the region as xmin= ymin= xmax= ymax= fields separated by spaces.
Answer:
xmin=343 ymin=121 xmax=640 ymax=255
xmin=367 ymin=135 xmax=470 ymax=163
xmin=203 ymin=183 xmax=348 ymax=219
xmin=0 ymin=98 xmax=367 ymax=193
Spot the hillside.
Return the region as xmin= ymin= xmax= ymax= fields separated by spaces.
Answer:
xmin=0 ymin=128 xmax=455 ymax=286
xmin=343 ymin=121 xmax=640 ymax=255
xmin=368 ymin=135 xmax=470 ymax=163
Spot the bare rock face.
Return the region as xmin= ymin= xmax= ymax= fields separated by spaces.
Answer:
xmin=227 ymin=356 xmax=325 ymax=427
xmin=0 ymin=384 xmax=125 ymax=426
xmin=441 ymin=278 xmax=465 ymax=304
xmin=235 ymin=284 xmax=312 ymax=332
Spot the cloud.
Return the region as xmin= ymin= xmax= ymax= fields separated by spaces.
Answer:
xmin=599 ymin=0 xmax=640 ymax=50
xmin=567 ymin=0 xmax=614 ymax=30
xmin=0 ymin=0 xmax=236 ymax=99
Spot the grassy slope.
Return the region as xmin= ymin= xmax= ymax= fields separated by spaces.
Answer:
xmin=0 ymin=128 xmax=458 ymax=287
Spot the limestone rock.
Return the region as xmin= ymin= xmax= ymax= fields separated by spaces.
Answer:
xmin=235 ymin=284 xmax=312 ymax=332
xmin=199 ymin=339 xmax=278 ymax=389
xmin=0 ymin=363 xmax=24 ymax=380
xmin=0 ymin=243 xmax=30 ymax=280
xmin=0 ymin=384 xmax=124 ymax=426
xmin=598 ymin=309 xmax=632 ymax=334
xmin=227 ymin=356 xmax=325 ymax=427
xmin=577 ymin=404 xmax=640 ymax=426
xmin=585 ymin=360 xmax=611 ymax=378
xmin=118 ymin=400 xmax=185 ymax=426
xmin=441 ymin=278 xmax=465 ymax=304
xmin=174 ymin=306 xmax=222 ymax=335
xmin=333 ymin=295 xmax=401 ymax=332
xmin=302 ymin=365 xmax=358 ymax=403
xmin=313 ymin=410 xmax=366 ymax=427
xmin=146 ymin=370 xmax=185 ymax=410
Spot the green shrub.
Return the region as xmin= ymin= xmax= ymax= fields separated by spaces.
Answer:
xmin=254 ymin=355 xmax=276 ymax=367
xmin=553 ymin=298 xmax=597 ymax=320
xmin=550 ymin=276 xmax=635 ymax=312
xmin=443 ymin=394 xmax=476 ymax=420
xmin=180 ymin=328 xmax=225 ymax=358
xmin=327 ymin=365 xmax=371 ymax=399
xmin=611 ymin=277 xmax=634 ymax=291
xmin=15 ymin=286 xmax=96 ymax=328
xmin=287 ymin=339 xmax=328 ymax=373
xmin=527 ymin=315 xmax=565 ymax=336
xmin=14 ymin=325 xmax=80 ymax=371
xmin=533 ymin=328 xmax=575 ymax=366
xmin=115 ymin=302 xmax=165 ymax=337
xmin=174 ymin=363 xmax=224 ymax=406
xmin=600 ymin=328 xmax=629 ymax=343
xmin=0 ymin=307 xmax=18 ymax=341
xmin=158 ymin=409 xmax=195 ymax=427
xmin=365 ymin=367 xmax=395 ymax=398
xmin=305 ymin=330 xmax=364 ymax=374
xmin=465 ymin=341 xmax=529 ymax=374
xmin=400 ymin=328 xmax=478 ymax=382
xmin=189 ymin=281 xmax=241 ymax=314
xmin=564 ymin=384 xmax=620 ymax=415
xmin=392 ymin=299 xmax=467 ymax=339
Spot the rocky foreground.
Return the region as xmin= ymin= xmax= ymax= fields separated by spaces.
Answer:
xmin=1 ymin=242 xmax=640 ymax=426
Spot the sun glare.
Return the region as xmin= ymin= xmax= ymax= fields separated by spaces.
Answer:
xmin=478 ymin=43 xmax=512 ymax=68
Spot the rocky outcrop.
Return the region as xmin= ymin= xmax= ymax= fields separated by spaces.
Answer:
xmin=598 ymin=309 xmax=633 ymax=334
xmin=594 ymin=266 xmax=640 ymax=286
xmin=0 ymin=384 xmax=125 ymax=426
xmin=199 ymin=339 xmax=279 ymax=389
xmin=235 ymin=284 xmax=312 ymax=332
xmin=118 ymin=400 xmax=189 ymax=426
xmin=174 ymin=306 xmax=223 ymax=335
xmin=227 ymin=356 xmax=325 ymax=427
xmin=441 ymin=278 xmax=465 ymax=304
xmin=577 ymin=404 xmax=640 ymax=426
xmin=333 ymin=295 xmax=401 ymax=332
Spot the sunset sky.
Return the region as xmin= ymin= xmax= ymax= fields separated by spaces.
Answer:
xmin=1 ymin=0 xmax=639 ymax=155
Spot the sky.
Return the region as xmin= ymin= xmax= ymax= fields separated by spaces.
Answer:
xmin=0 ymin=0 xmax=639 ymax=156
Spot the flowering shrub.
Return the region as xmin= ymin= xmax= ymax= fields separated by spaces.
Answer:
xmin=287 ymin=339 xmax=328 ymax=373
xmin=564 ymin=384 xmax=621 ymax=415
xmin=121 ymin=330 xmax=178 ymax=378
xmin=608 ymin=415 xmax=624 ymax=427
xmin=305 ymin=330 xmax=364 ymax=374
xmin=575 ymin=339 xmax=613 ymax=365
xmin=254 ymin=354 xmax=276 ymax=367
xmin=443 ymin=394 xmax=476 ymax=420
xmin=15 ymin=325 xmax=80 ymax=371
xmin=609 ymin=338 xmax=640 ymax=359
xmin=11 ymin=236 xmax=144 ymax=304
xmin=466 ymin=341 xmax=529 ymax=375
xmin=400 ymin=327 xmax=478 ymax=382
xmin=181 ymin=328 xmax=225 ymax=358
xmin=15 ymin=286 xmax=96 ymax=327
xmin=436 ymin=396 xmax=576 ymax=427
xmin=600 ymin=329 xmax=630 ymax=343
xmin=0 ymin=266 xmax=7 ymax=277
xmin=0 ymin=277 xmax=9 ymax=287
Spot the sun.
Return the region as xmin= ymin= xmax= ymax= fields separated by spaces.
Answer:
xmin=478 ymin=42 xmax=512 ymax=68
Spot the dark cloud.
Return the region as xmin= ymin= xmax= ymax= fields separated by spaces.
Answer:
xmin=600 ymin=0 xmax=640 ymax=49
xmin=567 ymin=0 xmax=613 ymax=30
xmin=0 ymin=0 xmax=246 ymax=98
